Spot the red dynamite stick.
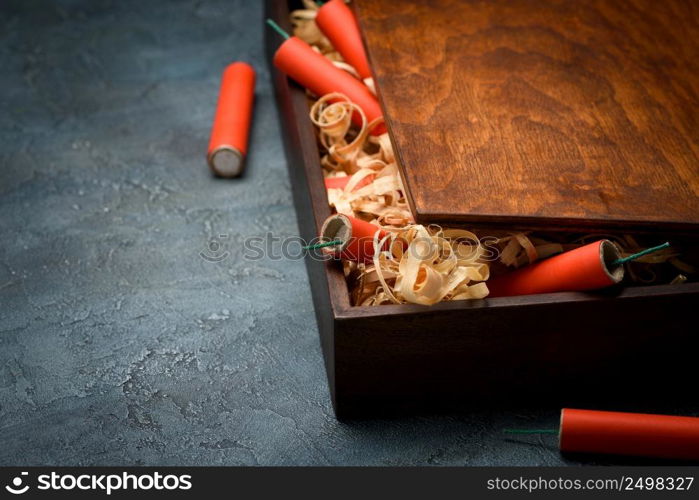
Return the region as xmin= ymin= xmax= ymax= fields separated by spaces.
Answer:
xmin=315 ymin=0 xmax=372 ymax=80
xmin=320 ymin=214 xmax=390 ymax=263
xmin=207 ymin=62 xmax=256 ymax=177
xmin=324 ymin=174 xmax=375 ymax=190
xmin=559 ymin=408 xmax=699 ymax=460
xmin=487 ymin=240 xmax=623 ymax=297
xmin=273 ymin=36 xmax=385 ymax=135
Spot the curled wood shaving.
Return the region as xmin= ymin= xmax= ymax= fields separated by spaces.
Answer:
xmin=290 ymin=2 xmax=338 ymax=58
xmin=354 ymin=225 xmax=490 ymax=306
xmin=310 ymin=93 xmax=414 ymax=226
xmin=310 ymin=93 xmax=369 ymax=168
xmin=331 ymin=60 xmax=361 ymax=78
xmin=493 ymin=233 xmax=563 ymax=268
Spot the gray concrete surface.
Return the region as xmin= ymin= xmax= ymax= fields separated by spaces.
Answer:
xmin=0 ymin=0 xmax=664 ymax=466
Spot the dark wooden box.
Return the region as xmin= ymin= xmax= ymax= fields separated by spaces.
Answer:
xmin=266 ymin=0 xmax=699 ymax=419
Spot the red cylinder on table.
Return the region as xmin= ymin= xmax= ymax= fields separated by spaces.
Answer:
xmin=559 ymin=408 xmax=699 ymax=460
xmin=320 ymin=214 xmax=390 ymax=263
xmin=207 ymin=62 xmax=256 ymax=177
xmin=315 ymin=0 xmax=372 ymax=80
xmin=273 ymin=36 xmax=385 ymax=135
xmin=487 ymin=240 xmax=623 ymax=297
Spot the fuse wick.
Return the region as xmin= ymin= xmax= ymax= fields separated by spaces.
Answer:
xmin=266 ymin=19 xmax=290 ymax=40
xmin=612 ymin=242 xmax=670 ymax=266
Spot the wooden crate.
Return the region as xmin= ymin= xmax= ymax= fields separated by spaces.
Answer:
xmin=265 ymin=0 xmax=699 ymax=418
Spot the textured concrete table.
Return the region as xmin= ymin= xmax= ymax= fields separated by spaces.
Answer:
xmin=0 ymin=0 xmax=669 ymax=466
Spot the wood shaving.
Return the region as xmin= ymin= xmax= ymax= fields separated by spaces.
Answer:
xmin=310 ymin=93 xmax=413 ymax=225
xmin=355 ymin=225 xmax=490 ymax=306
xmin=290 ymin=2 xmax=337 ymax=58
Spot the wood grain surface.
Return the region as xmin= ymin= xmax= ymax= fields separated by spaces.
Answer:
xmin=354 ymin=0 xmax=699 ymax=231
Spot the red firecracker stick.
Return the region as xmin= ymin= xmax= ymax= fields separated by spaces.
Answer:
xmin=207 ymin=62 xmax=256 ymax=177
xmin=487 ymin=240 xmax=624 ymax=297
xmin=271 ymin=31 xmax=385 ymax=135
xmin=315 ymin=0 xmax=372 ymax=80
xmin=560 ymin=408 xmax=699 ymax=460
xmin=319 ymin=214 xmax=390 ymax=263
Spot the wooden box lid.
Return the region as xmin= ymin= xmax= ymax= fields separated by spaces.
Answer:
xmin=354 ymin=0 xmax=699 ymax=231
